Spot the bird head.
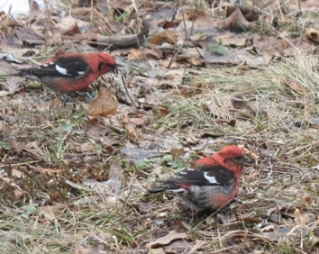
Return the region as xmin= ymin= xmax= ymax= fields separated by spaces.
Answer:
xmin=97 ymin=53 xmax=117 ymax=75
xmin=213 ymin=145 xmax=245 ymax=174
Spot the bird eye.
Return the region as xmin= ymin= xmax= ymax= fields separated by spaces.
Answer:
xmin=234 ymin=156 xmax=244 ymax=162
xmin=98 ymin=62 xmax=104 ymax=71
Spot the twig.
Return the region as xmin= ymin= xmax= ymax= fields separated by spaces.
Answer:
xmin=90 ymin=0 xmax=94 ymax=26
xmin=167 ymin=46 xmax=182 ymax=69
xmin=180 ymin=0 xmax=188 ymax=40
xmin=190 ymin=6 xmax=196 ymax=36
xmin=0 ymin=160 xmax=40 ymax=167
xmin=298 ymin=0 xmax=301 ymax=10
xmin=43 ymin=0 xmax=54 ymax=35
xmin=171 ymin=0 xmax=179 ymax=22
xmin=120 ymin=73 xmax=138 ymax=109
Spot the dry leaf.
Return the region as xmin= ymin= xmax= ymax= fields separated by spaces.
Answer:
xmin=294 ymin=209 xmax=302 ymax=223
xmin=186 ymin=56 xmax=205 ymax=66
xmin=183 ymin=8 xmax=206 ymax=20
xmin=216 ymin=118 xmax=237 ymax=127
xmin=11 ymin=169 xmax=24 ymax=178
xmin=107 ymin=158 xmax=124 ymax=193
xmin=170 ymin=147 xmax=185 ymax=159
xmin=14 ymin=27 xmax=45 ymax=46
xmin=163 ymin=239 xmax=188 ymax=253
xmin=219 ymin=8 xmax=252 ymax=32
xmin=128 ymin=48 xmax=163 ymax=61
xmin=36 ymin=168 xmax=63 ymax=176
xmin=144 ymin=48 xmax=164 ymax=59
xmin=157 ymin=106 xmax=171 ymax=117
xmin=123 ymin=111 xmax=138 ymax=143
xmin=149 ymin=230 xmax=189 ymax=248
xmin=161 ymin=59 xmax=181 ymax=68
xmin=88 ymin=87 xmax=118 ymax=117
xmin=69 ymin=143 xmax=95 ymax=153
xmin=0 ymin=174 xmax=25 ymax=199
xmin=241 ymin=146 xmax=259 ymax=161
xmin=247 ymin=172 xmax=259 ymax=179
xmin=216 ymin=34 xmax=247 ymax=47
xmin=285 ymin=81 xmax=306 ymax=97
xmin=129 ymin=117 xmax=145 ymax=126
xmin=149 ymin=30 xmax=178 ymax=45
xmin=226 ymin=6 xmax=259 ymax=22
xmin=13 ymin=189 xmax=24 ymax=198
xmin=306 ymin=27 xmax=319 ymax=42
xmin=253 ymin=33 xmax=290 ymax=62
xmin=38 ymin=205 xmax=66 ymax=222
xmin=128 ymin=48 xmax=146 ymax=61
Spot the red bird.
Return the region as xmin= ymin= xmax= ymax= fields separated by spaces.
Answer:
xmin=4 ymin=52 xmax=116 ymax=93
xmin=149 ymin=145 xmax=245 ymax=211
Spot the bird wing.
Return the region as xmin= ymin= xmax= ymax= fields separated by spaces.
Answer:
xmin=171 ymin=165 xmax=235 ymax=186
xmin=149 ymin=165 xmax=236 ymax=193
xmin=19 ymin=56 xmax=92 ymax=78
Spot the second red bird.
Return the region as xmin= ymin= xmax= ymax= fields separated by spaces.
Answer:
xmin=149 ymin=145 xmax=245 ymax=212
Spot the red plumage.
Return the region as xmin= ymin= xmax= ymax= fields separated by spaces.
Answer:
xmin=4 ymin=52 xmax=116 ymax=93
xmin=149 ymin=145 xmax=245 ymax=211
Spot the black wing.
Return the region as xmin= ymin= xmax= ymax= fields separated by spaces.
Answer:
xmin=19 ymin=56 xmax=92 ymax=78
xmin=149 ymin=165 xmax=236 ymax=193
xmin=171 ymin=165 xmax=236 ymax=186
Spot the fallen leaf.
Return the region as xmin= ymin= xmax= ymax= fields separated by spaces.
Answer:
xmin=216 ymin=34 xmax=247 ymax=47
xmin=11 ymin=169 xmax=24 ymax=178
xmin=14 ymin=27 xmax=45 ymax=46
xmin=285 ymin=81 xmax=306 ymax=98
xmin=69 ymin=143 xmax=95 ymax=153
xmin=184 ymin=8 xmax=206 ymax=21
xmin=216 ymin=118 xmax=237 ymax=127
xmin=129 ymin=117 xmax=145 ymax=126
xmin=247 ymin=172 xmax=259 ymax=179
xmin=157 ymin=106 xmax=171 ymax=117
xmin=170 ymin=147 xmax=184 ymax=160
xmin=219 ymin=8 xmax=252 ymax=32
xmin=263 ymin=226 xmax=309 ymax=242
xmin=128 ymin=48 xmax=146 ymax=61
xmin=0 ymin=174 xmax=25 ymax=199
xmin=38 ymin=205 xmax=66 ymax=222
xmin=163 ymin=239 xmax=188 ymax=253
xmin=108 ymin=159 xmax=124 ymax=193
xmin=13 ymin=189 xmax=24 ymax=198
xmin=186 ymin=56 xmax=205 ymax=66
xmin=88 ymin=87 xmax=118 ymax=117
xmin=253 ymin=33 xmax=290 ymax=62
xmin=128 ymin=48 xmax=164 ymax=61
xmin=123 ymin=111 xmax=138 ymax=143
xmin=147 ymin=248 xmax=165 ymax=254
xmin=306 ymin=27 xmax=319 ymax=42
xmin=241 ymin=146 xmax=259 ymax=161
xmin=226 ymin=6 xmax=259 ymax=22
xmin=149 ymin=230 xmax=189 ymax=248
xmin=149 ymin=30 xmax=178 ymax=45
xmin=36 ymin=168 xmax=63 ymax=176
xmin=294 ymin=209 xmax=302 ymax=224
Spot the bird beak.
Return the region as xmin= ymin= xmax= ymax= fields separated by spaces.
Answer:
xmin=111 ymin=65 xmax=118 ymax=73
xmin=243 ymin=156 xmax=254 ymax=167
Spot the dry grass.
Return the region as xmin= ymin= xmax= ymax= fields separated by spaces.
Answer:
xmin=1 ymin=53 xmax=319 ymax=253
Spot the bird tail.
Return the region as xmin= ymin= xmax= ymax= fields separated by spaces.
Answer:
xmin=148 ymin=186 xmax=168 ymax=193
xmin=148 ymin=181 xmax=185 ymax=193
